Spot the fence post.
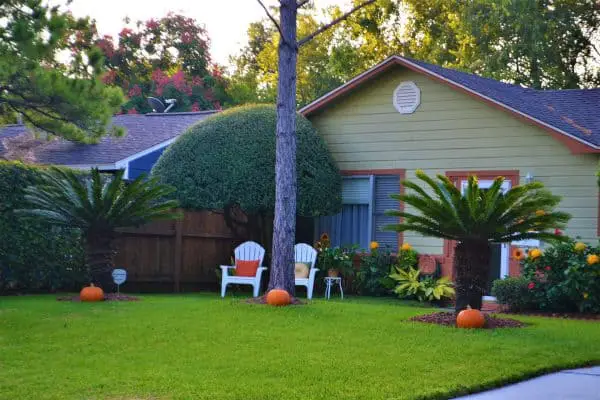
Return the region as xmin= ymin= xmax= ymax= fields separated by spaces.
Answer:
xmin=174 ymin=210 xmax=183 ymax=292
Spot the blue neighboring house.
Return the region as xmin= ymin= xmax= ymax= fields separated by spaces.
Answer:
xmin=0 ymin=110 xmax=218 ymax=179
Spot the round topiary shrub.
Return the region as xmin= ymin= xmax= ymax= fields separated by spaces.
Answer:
xmin=152 ymin=104 xmax=342 ymax=219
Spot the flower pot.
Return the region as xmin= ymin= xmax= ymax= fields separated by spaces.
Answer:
xmin=327 ymin=269 xmax=340 ymax=278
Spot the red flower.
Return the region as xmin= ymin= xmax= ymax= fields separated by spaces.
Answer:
xmin=545 ymin=266 xmax=551 ymax=271
xmin=528 ymin=282 xmax=535 ymax=290
xmin=554 ymin=228 xmax=563 ymax=235
xmin=191 ymin=102 xmax=200 ymax=112
xmin=101 ymin=70 xmax=117 ymax=85
xmin=128 ymin=84 xmax=142 ymax=97
xmin=146 ymin=19 xmax=159 ymax=30
xmin=127 ymin=108 xmax=139 ymax=114
xmin=119 ymin=28 xmax=133 ymax=38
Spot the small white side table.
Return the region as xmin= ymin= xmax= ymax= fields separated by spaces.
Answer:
xmin=324 ymin=277 xmax=343 ymax=300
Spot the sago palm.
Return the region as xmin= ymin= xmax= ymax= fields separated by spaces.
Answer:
xmin=386 ymin=170 xmax=570 ymax=312
xmin=20 ymin=167 xmax=179 ymax=289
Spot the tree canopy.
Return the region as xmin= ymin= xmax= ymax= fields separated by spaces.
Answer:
xmin=0 ymin=0 xmax=124 ymax=142
xmin=151 ymin=104 xmax=341 ymax=217
xmin=225 ymin=0 xmax=600 ymax=107
xmin=96 ymin=13 xmax=227 ymax=113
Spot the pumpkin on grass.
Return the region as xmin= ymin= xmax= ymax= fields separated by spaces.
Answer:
xmin=266 ymin=289 xmax=291 ymax=306
xmin=456 ymin=306 xmax=485 ymax=329
xmin=80 ymin=284 xmax=104 ymax=302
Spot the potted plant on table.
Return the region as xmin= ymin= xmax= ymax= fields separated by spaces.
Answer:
xmin=315 ymin=233 xmax=356 ymax=278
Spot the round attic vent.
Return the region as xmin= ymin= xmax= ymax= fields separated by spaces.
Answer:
xmin=393 ymin=81 xmax=421 ymax=114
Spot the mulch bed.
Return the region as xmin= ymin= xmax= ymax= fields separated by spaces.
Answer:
xmin=410 ymin=312 xmax=526 ymax=329
xmin=57 ymin=293 xmax=140 ymax=302
xmin=245 ymin=295 xmax=305 ymax=305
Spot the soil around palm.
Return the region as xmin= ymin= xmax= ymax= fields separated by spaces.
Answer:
xmin=56 ymin=293 xmax=140 ymax=302
xmin=410 ymin=312 xmax=525 ymax=329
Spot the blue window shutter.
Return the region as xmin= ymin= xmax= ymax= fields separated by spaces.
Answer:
xmin=373 ymin=175 xmax=401 ymax=251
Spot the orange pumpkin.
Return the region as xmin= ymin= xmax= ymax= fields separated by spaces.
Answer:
xmin=80 ymin=284 xmax=104 ymax=302
xmin=266 ymin=289 xmax=291 ymax=306
xmin=456 ymin=307 xmax=485 ymax=329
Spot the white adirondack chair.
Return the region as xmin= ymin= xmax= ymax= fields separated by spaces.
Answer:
xmin=220 ymin=241 xmax=267 ymax=297
xmin=294 ymin=243 xmax=319 ymax=299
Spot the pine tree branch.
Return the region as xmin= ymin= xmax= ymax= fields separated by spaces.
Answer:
xmin=256 ymin=0 xmax=292 ymax=48
xmin=297 ymin=0 xmax=376 ymax=47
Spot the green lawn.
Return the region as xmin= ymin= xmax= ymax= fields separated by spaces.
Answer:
xmin=1 ymin=294 xmax=599 ymax=400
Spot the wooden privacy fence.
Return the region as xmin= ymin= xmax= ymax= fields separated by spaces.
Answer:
xmin=114 ymin=210 xmax=247 ymax=291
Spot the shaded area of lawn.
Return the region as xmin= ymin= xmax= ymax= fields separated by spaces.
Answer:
xmin=1 ymin=294 xmax=599 ymax=400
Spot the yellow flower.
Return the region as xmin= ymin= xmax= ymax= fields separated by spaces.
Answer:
xmin=370 ymin=241 xmax=379 ymax=251
xmin=583 ymin=292 xmax=589 ymax=299
xmin=587 ymin=254 xmax=599 ymax=265
xmin=401 ymin=243 xmax=412 ymax=252
xmin=529 ymin=248 xmax=542 ymax=260
xmin=512 ymin=248 xmax=525 ymax=261
xmin=574 ymin=242 xmax=587 ymax=252
xmin=535 ymin=210 xmax=546 ymax=217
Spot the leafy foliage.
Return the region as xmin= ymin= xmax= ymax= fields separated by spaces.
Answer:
xmin=0 ymin=0 xmax=124 ymax=142
xmin=491 ymin=276 xmax=535 ymax=312
xmin=389 ymin=266 xmax=455 ymax=303
xmin=19 ymin=168 xmax=180 ymax=288
xmin=0 ymin=162 xmax=86 ymax=292
xmin=152 ymin=105 xmax=342 ymax=217
xmin=97 ymin=13 xmax=226 ymax=113
xmin=356 ymin=246 xmax=396 ymax=296
xmin=521 ymin=240 xmax=600 ymax=313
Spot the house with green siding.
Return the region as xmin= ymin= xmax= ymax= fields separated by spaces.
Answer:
xmin=302 ymin=55 xmax=600 ymax=289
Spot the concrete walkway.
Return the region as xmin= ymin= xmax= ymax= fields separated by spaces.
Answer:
xmin=454 ymin=367 xmax=600 ymax=399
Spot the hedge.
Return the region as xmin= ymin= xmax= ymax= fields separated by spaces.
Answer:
xmin=0 ymin=161 xmax=86 ymax=292
xmin=151 ymin=104 xmax=342 ymax=217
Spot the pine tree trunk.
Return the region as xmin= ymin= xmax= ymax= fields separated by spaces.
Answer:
xmin=268 ymin=0 xmax=298 ymax=295
xmin=453 ymin=240 xmax=491 ymax=312
xmin=85 ymin=232 xmax=116 ymax=290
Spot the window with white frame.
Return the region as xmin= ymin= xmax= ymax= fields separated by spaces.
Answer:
xmin=315 ymin=175 xmax=401 ymax=251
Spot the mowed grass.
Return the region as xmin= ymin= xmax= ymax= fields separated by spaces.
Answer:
xmin=1 ymin=294 xmax=599 ymax=400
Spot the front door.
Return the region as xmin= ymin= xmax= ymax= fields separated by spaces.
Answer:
xmin=460 ymin=179 xmax=511 ymax=297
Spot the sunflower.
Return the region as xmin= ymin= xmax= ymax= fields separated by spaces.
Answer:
xmin=529 ymin=248 xmax=542 ymax=260
xmin=370 ymin=241 xmax=379 ymax=251
xmin=401 ymin=243 xmax=412 ymax=251
xmin=587 ymin=254 xmax=599 ymax=265
xmin=512 ymin=248 xmax=525 ymax=261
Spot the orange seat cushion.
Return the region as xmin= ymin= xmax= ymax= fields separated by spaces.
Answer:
xmin=235 ymin=260 xmax=260 ymax=277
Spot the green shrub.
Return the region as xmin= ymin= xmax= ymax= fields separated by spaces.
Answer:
xmin=152 ymin=104 xmax=342 ymax=217
xmin=389 ymin=266 xmax=455 ymax=303
xmin=0 ymin=162 xmax=86 ymax=292
xmin=356 ymin=246 xmax=395 ymax=296
xmin=491 ymin=277 xmax=534 ymax=311
xmin=520 ymin=239 xmax=600 ymax=313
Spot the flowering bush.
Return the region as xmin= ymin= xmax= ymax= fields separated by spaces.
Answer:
xmin=356 ymin=242 xmax=395 ymax=296
xmin=520 ymin=240 xmax=600 ymax=313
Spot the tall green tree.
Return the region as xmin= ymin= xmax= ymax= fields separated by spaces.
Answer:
xmin=402 ymin=0 xmax=600 ymax=88
xmin=0 ymin=0 xmax=124 ymax=142
xmin=386 ymin=171 xmax=570 ymax=312
xmin=257 ymin=0 xmax=376 ymax=295
xmin=20 ymin=168 xmax=180 ymax=289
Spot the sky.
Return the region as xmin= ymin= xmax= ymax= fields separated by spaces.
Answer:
xmin=64 ymin=0 xmax=352 ymax=66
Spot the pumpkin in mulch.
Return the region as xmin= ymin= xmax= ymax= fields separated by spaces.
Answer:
xmin=266 ymin=289 xmax=291 ymax=306
xmin=410 ymin=312 xmax=525 ymax=329
xmin=79 ymin=284 xmax=104 ymax=302
xmin=456 ymin=306 xmax=485 ymax=329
